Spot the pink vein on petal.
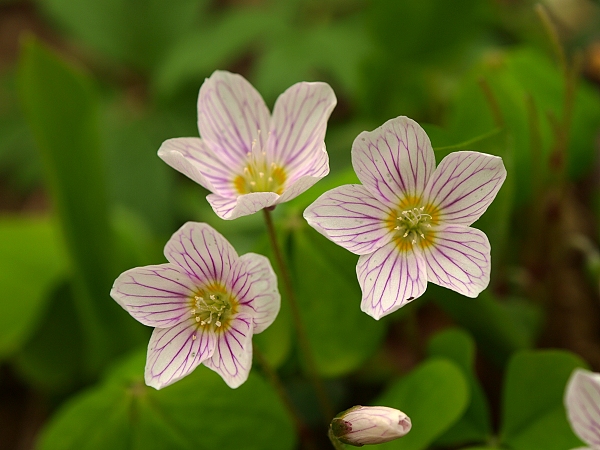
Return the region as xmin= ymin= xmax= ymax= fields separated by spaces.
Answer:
xmin=204 ymin=315 xmax=253 ymax=388
xmin=424 ymin=151 xmax=506 ymax=226
xmin=421 ymin=225 xmax=490 ymax=298
xmin=164 ymin=222 xmax=237 ymax=283
xmin=145 ymin=320 xmax=215 ymax=389
xmin=304 ymin=184 xmax=393 ymax=255
xmin=357 ymin=241 xmax=427 ymax=320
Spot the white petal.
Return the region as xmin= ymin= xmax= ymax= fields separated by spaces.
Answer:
xmin=304 ymin=184 xmax=393 ymax=255
xmin=421 ymin=225 xmax=491 ymax=298
xmin=352 ymin=116 xmax=436 ymax=207
xmin=157 ymin=137 xmax=236 ymax=197
xmin=423 ymin=151 xmax=506 ymax=226
xmin=110 ymin=264 xmax=195 ymax=328
xmin=565 ymin=369 xmax=600 ymax=448
xmin=145 ymin=319 xmax=216 ymax=389
xmin=231 ymin=253 xmax=280 ymax=334
xmin=267 ymin=82 xmax=336 ymax=177
xmin=275 ymin=144 xmax=329 ymax=203
xmin=357 ymin=241 xmax=427 ymax=320
xmin=164 ymin=222 xmax=238 ymax=284
xmin=204 ymin=314 xmax=254 ymax=388
xmin=206 ymin=191 xmax=279 ymax=220
xmin=198 ymin=71 xmax=271 ymax=167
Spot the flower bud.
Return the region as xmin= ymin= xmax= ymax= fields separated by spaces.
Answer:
xmin=330 ymin=405 xmax=411 ymax=447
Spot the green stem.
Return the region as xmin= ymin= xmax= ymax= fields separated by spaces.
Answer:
xmin=478 ymin=78 xmax=504 ymax=128
xmin=433 ymin=127 xmax=502 ymax=152
xmin=328 ymin=428 xmax=347 ymax=450
xmin=262 ymin=208 xmax=334 ymax=421
xmin=253 ymin=343 xmax=316 ymax=449
xmin=535 ymin=3 xmax=567 ymax=76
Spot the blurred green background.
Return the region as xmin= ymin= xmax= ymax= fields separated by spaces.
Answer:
xmin=1 ymin=0 xmax=600 ymax=449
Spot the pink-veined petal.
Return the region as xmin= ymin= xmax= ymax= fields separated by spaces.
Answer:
xmin=421 ymin=225 xmax=490 ymax=298
xmin=145 ymin=319 xmax=216 ymax=389
xmin=164 ymin=222 xmax=238 ymax=284
xmin=304 ymin=184 xmax=394 ymax=255
xmin=204 ymin=314 xmax=253 ymax=388
xmin=267 ymin=82 xmax=336 ymax=175
xmin=357 ymin=241 xmax=427 ymax=320
xmin=423 ymin=151 xmax=506 ymax=226
xmin=198 ymin=71 xmax=271 ymax=166
xmin=231 ymin=253 xmax=280 ymax=334
xmin=111 ymin=264 xmax=195 ymax=328
xmin=276 ymin=143 xmax=330 ymax=203
xmin=157 ymin=138 xmax=236 ymax=197
xmin=565 ymin=369 xmax=600 ymax=448
xmin=352 ymin=116 xmax=436 ymax=207
xmin=206 ymin=191 xmax=279 ymax=220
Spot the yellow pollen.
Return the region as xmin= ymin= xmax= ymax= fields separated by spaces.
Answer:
xmin=188 ymin=283 xmax=238 ymax=331
xmin=388 ymin=197 xmax=439 ymax=250
xmin=233 ymin=130 xmax=287 ymax=194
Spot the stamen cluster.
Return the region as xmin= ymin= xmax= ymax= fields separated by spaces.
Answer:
xmin=190 ymin=290 xmax=233 ymax=329
xmin=234 ymin=133 xmax=286 ymax=195
xmin=394 ymin=206 xmax=432 ymax=245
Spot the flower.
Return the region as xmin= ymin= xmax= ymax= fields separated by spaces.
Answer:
xmin=158 ymin=70 xmax=337 ymax=220
xmin=565 ymin=368 xmax=600 ymax=449
xmin=304 ymin=116 xmax=506 ymax=320
xmin=110 ymin=222 xmax=280 ymax=389
xmin=330 ymin=406 xmax=412 ymax=446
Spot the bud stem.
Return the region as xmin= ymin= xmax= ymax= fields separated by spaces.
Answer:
xmin=263 ymin=209 xmax=334 ymax=421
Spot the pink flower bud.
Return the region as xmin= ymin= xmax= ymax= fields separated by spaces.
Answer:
xmin=331 ymin=406 xmax=412 ymax=446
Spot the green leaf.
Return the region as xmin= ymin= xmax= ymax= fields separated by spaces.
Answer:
xmin=428 ymin=328 xmax=492 ymax=446
xmin=18 ymin=37 xmax=145 ymax=371
xmin=14 ymin=281 xmax=89 ymax=393
xmin=254 ymin=19 xmax=374 ymax=103
xmin=290 ymin=224 xmax=386 ymax=377
xmin=462 ymin=447 xmax=498 ymax=450
xmin=373 ymin=358 xmax=470 ymax=450
xmin=0 ymin=217 xmax=67 ymax=358
xmin=102 ymin=109 xmax=177 ymax=236
xmin=367 ymin=0 xmax=489 ymax=63
xmin=481 ymin=47 xmax=600 ymax=203
xmin=500 ymin=350 xmax=587 ymax=450
xmin=37 ymin=0 xmax=206 ymax=71
xmin=0 ymin=72 xmax=41 ymax=192
xmin=155 ymin=8 xmax=283 ymax=98
xmin=38 ymin=351 xmax=296 ymax=450
xmin=431 ymin=288 xmax=533 ymax=367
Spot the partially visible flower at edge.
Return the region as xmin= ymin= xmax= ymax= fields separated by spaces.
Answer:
xmin=565 ymin=368 xmax=600 ymax=449
xmin=330 ymin=405 xmax=412 ymax=447
xmin=110 ymin=222 xmax=280 ymax=389
xmin=304 ymin=116 xmax=506 ymax=320
xmin=158 ymin=70 xmax=337 ymax=220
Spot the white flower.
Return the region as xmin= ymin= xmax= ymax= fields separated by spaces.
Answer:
xmin=110 ymin=222 xmax=280 ymax=389
xmin=565 ymin=368 xmax=600 ymax=449
xmin=158 ymin=70 xmax=337 ymax=220
xmin=304 ymin=116 xmax=506 ymax=320
xmin=331 ymin=406 xmax=411 ymax=446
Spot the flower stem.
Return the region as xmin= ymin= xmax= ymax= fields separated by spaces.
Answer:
xmin=262 ymin=208 xmax=334 ymax=421
xmin=328 ymin=428 xmax=347 ymax=450
xmin=253 ymin=343 xmax=316 ymax=448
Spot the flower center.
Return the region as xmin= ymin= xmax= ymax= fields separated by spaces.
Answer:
xmin=393 ymin=206 xmax=433 ymax=245
xmin=189 ymin=286 xmax=237 ymax=330
xmin=233 ymin=135 xmax=286 ymax=195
